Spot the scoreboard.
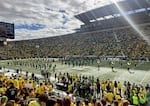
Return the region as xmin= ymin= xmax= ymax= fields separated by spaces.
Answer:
xmin=0 ymin=22 xmax=15 ymax=39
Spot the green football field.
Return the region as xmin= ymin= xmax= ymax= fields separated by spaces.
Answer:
xmin=0 ymin=59 xmax=150 ymax=85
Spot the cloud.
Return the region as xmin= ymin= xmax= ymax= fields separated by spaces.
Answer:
xmin=0 ymin=0 xmax=124 ymax=41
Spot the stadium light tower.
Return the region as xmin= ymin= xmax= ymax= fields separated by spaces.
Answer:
xmin=111 ymin=0 xmax=150 ymax=45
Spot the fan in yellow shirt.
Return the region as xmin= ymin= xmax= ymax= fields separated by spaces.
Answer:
xmin=101 ymin=82 xmax=105 ymax=95
xmin=71 ymin=102 xmax=76 ymax=106
xmin=7 ymin=77 xmax=13 ymax=86
xmin=42 ymin=85 xmax=47 ymax=94
xmin=110 ymin=81 xmax=114 ymax=91
xmin=39 ymin=83 xmax=47 ymax=94
xmin=107 ymin=92 xmax=114 ymax=103
xmin=117 ymin=82 xmax=122 ymax=95
xmin=14 ymin=78 xmax=19 ymax=89
xmin=47 ymin=84 xmax=53 ymax=93
xmin=18 ymin=78 xmax=23 ymax=88
xmin=33 ymin=81 xmax=37 ymax=88
xmin=0 ymin=85 xmax=7 ymax=92
xmin=68 ymin=84 xmax=73 ymax=93
xmin=115 ymin=93 xmax=121 ymax=100
xmin=29 ymin=100 xmax=40 ymax=106
xmin=35 ymin=86 xmax=42 ymax=94
xmin=29 ymin=94 xmax=48 ymax=106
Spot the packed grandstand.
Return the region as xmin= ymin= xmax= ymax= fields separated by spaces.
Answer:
xmin=0 ymin=0 xmax=150 ymax=106
xmin=0 ymin=25 xmax=150 ymax=59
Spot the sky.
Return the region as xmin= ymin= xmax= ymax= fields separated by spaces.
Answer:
xmin=0 ymin=0 xmax=124 ymax=41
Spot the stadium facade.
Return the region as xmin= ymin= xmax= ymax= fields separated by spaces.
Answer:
xmin=75 ymin=0 xmax=150 ymax=32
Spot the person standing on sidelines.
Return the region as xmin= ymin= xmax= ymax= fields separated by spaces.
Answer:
xmin=139 ymin=93 xmax=147 ymax=106
xmin=132 ymin=93 xmax=139 ymax=106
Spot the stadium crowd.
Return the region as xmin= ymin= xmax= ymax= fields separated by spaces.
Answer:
xmin=0 ymin=67 xmax=150 ymax=106
xmin=0 ymin=25 xmax=150 ymax=60
xmin=55 ymin=72 xmax=150 ymax=106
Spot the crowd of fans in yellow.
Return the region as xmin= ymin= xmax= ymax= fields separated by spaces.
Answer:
xmin=0 ymin=26 xmax=150 ymax=59
xmin=0 ymin=70 xmax=149 ymax=106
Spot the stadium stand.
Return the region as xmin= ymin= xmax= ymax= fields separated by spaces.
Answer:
xmin=0 ymin=24 xmax=150 ymax=60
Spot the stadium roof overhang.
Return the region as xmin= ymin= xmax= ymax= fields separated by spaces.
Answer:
xmin=75 ymin=0 xmax=150 ymax=24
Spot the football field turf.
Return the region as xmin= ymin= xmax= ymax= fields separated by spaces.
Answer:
xmin=0 ymin=59 xmax=150 ymax=85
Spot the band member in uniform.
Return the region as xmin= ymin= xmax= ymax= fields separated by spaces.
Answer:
xmin=111 ymin=61 xmax=115 ymax=72
xmin=97 ymin=59 xmax=100 ymax=71
xmin=127 ymin=62 xmax=131 ymax=71
xmin=127 ymin=62 xmax=134 ymax=74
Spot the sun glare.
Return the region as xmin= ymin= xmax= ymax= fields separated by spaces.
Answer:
xmin=111 ymin=0 xmax=150 ymax=45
